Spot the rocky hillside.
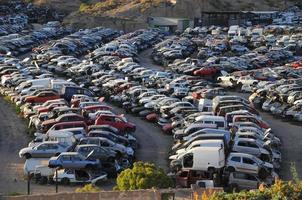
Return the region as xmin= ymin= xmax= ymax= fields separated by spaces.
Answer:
xmin=29 ymin=0 xmax=301 ymax=29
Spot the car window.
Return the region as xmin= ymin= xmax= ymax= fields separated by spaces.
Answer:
xmin=102 ymin=141 xmax=110 ymax=147
xmin=37 ymin=144 xmax=47 ymax=150
xmin=233 ymin=172 xmax=246 ymax=179
xmin=247 ymin=142 xmax=258 ymax=148
xmin=238 ymin=141 xmax=247 ymax=147
xmin=115 ymin=117 xmax=123 ymax=123
xmin=73 ymin=156 xmax=82 ymax=161
xmin=49 ymin=144 xmax=58 ymax=149
xmin=183 ymin=153 xmax=193 ymax=168
xmin=231 ymin=156 xmax=241 ymax=162
xmin=61 ymin=155 xmax=71 ymax=161
xmin=243 ymin=157 xmax=255 ymax=165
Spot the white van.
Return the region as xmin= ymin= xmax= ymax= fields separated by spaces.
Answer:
xmin=195 ymin=115 xmax=226 ymax=130
xmin=170 ymin=139 xmax=225 ymax=160
xmin=170 ymin=146 xmax=225 ymax=172
xmin=24 ymin=158 xmax=49 ymax=175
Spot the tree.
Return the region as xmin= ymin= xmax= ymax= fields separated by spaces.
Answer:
xmin=115 ymin=161 xmax=173 ymax=190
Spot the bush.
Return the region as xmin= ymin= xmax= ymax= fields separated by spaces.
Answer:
xmin=203 ymin=179 xmax=302 ymax=200
xmin=75 ymin=184 xmax=101 ymax=193
xmin=115 ymin=161 xmax=173 ymax=190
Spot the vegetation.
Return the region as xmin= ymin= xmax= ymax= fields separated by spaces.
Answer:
xmin=202 ymin=164 xmax=302 ymax=200
xmin=75 ymin=184 xmax=101 ymax=193
xmin=78 ymin=0 xmax=167 ymax=15
xmin=115 ymin=161 xmax=173 ymax=190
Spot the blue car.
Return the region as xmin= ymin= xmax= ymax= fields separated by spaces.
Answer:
xmin=48 ymin=152 xmax=100 ymax=169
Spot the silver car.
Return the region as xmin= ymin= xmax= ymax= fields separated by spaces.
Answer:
xmin=19 ymin=141 xmax=70 ymax=159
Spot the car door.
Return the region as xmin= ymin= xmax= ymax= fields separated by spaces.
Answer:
xmin=34 ymin=144 xmax=48 ymax=157
xmin=242 ymin=157 xmax=258 ymax=174
xmin=244 ymin=174 xmax=259 ymax=190
xmin=46 ymin=144 xmax=59 ymax=157
xmin=246 ymin=141 xmax=261 ymax=156
xmin=72 ymin=155 xmax=84 ymax=168
xmin=61 ymin=155 xmax=73 ymax=168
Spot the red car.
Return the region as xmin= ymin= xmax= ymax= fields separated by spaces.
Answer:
xmin=193 ymin=67 xmax=219 ymax=76
xmin=41 ymin=113 xmax=85 ymax=132
xmin=36 ymin=102 xmax=67 ymax=114
xmin=95 ymin=114 xmax=136 ymax=133
xmin=24 ymin=91 xmax=60 ymax=104
xmin=48 ymin=121 xmax=88 ymax=133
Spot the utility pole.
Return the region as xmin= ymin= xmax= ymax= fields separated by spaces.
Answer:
xmin=55 ymin=168 xmax=58 ymax=193
xmin=27 ymin=172 xmax=31 ymax=195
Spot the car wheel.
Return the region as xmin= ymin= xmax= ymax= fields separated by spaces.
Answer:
xmin=24 ymin=153 xmax=31 ymax=159
xmin=227 ymin=166 xmax=235 ymax=172
xmin=55 ymin=152 xmax=60 ymax=156
xmin=229 ymin=183 xmax=239 ymax=192
xmin=61 ymin=178 xmax=70 ymax=185
xmin=39 ymin=177 xmax=48 ymax=185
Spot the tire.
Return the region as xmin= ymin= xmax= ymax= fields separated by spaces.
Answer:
xmin=39 ymin=177 xmax=48 ymax=185
xmin=227 ymin=166 xmax=235 ymax=172
xmin=61 ymin=178 xmax=70 ymax=185
xmin=55 ymin=152 xmax=60 ymax=156
xmin=259 ymin=168 xmax=268 ymax=179
xmin=208 ymin=167 xmax=215 ymax=178
xmin=229 ymin=183 xmax=239 ymax=192
xmin=24 ymin=153 xmax=31 ymax=159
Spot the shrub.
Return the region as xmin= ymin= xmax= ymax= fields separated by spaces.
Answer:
xmin=75 ymin=184 xmax=101 ymax=193
xmin=115 ymin=161 xmax=173 ymax=190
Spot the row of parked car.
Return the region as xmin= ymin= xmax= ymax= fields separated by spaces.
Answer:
xmin=0 ymin=62 xmax=137 ymax=185
xmin=0 ymin=21 xmax=72 ymax=56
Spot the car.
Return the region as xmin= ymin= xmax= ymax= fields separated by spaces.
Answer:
xmin=75 ymin=144 xmax=116 ymax=162
xmin=19 ymin=141 xmax=70 ymax=159
xmin=24 ymin=91 xmax=60 ymax=104
xmin=41 ymin=113 xmax=85 ymax=132
xmin=226 ymin=153 xmax=273 ymax=178
xmin=48 ymin=152 xmax=100 ymax=169
xmin=95 ymin=114 xmax=136 ymax=133
xmin=53 ymin=169 xmax=107 ymax=185
xmin=78 ymin=137 xmax=134 ymax=157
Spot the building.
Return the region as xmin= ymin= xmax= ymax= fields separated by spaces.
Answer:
xmin=148 ymin=17 xmax=193 ymax=33
xmin=195 ymin=11 xmax=278 ymax=26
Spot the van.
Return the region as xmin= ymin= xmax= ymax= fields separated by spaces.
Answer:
xmin=24 ymin=158 xmax=49 ymax=175
xmin=170 ymin=139 xmax=225 ymax=160
xmin=170 ymin=146 xmax=225 ymax=173
xmin=171 ymin=133 xmax=230 ymax=155
xmin=195 ymin=115 xmax=226 ymax=130
xmin=183 ymin=129 xmax=231 ymax=144
xmin=61 ymin=86 xmax=94 ymax=102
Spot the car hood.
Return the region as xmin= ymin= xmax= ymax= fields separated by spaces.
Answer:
xmin=263 ymin=162 xmax=273 ymax=169
xmin=19 ymin=146 xmax=33 ymax=154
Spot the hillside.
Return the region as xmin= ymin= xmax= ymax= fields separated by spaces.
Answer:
xmin=29 ymin=0 xmax=301 ymax=30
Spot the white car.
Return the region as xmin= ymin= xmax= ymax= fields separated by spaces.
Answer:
xmin=53 ymin=169 xmax=107 ymax=185
xmin=226 ymin=153 xmax=273 ymax=176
